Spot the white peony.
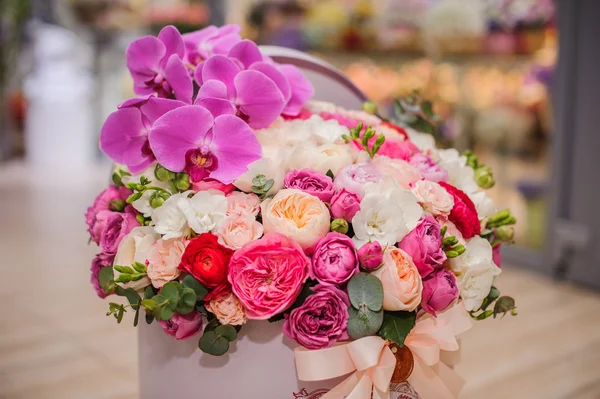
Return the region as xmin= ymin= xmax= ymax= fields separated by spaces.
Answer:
xmin=288 ymin=143 xmax=354 ymax=175
xmin=449 ymin=236 xmax=501 ymax=311
xmin=151 ymin=191 xmax=192 ymax=239
xmin=114 ymin=226 xmax=160 ymax=291
xmin=180 ymin=191 xmax=228 ymax=235
xmin=469 ymin=191 xmax=497 ymax=220
xmin=121 ymin=163 xmax=170 ymax=218
xmin=352 ymin=178 xmax=423 ymax=247
xmin=436 ymin=148 xmax=478 ymax=194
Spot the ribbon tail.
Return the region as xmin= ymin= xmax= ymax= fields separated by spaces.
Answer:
xmin=321 ymin=371 xmax=373 ymax=399
xmin=407 ymin=358 xmax=464 ymax=399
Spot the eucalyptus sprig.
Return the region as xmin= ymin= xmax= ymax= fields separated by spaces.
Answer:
xmin=392 ymin=91 xmax=441 ymax=137
xmin=251 ymin=174 xmax=274 ymax=198
xmin=469 ymin=286 xmax=517 ymax=320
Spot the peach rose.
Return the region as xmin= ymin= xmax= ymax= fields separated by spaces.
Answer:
xmin=372 ymin=247 xmax=423 ymax=311
xmin=261 ymin=189 xmax=330 ymax=250
xmin=411 ymin=180 xmax=454 ymax=216
xmin=206 ymin=292 xmax=248 ymax=326
xmin=217 ymin=214 xmax=264 ymax=250
xmin=226 ymin=191 xmax=261 ymax=217
xmin=146 ymin=237 xmax=187 ymax=288
xmin=371 ymin=155 xmax=421 ymax=189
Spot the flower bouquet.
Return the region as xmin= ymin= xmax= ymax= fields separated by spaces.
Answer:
xmin=86 ymin=24 xmax=517 ymax=399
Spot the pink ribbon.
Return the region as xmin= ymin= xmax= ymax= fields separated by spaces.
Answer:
xmin=293 ymin=303 xmax=472 ymax=399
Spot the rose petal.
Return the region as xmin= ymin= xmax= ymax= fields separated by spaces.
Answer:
xmin=234 ymin=70 xmax=286 ymax=129
xmin=164 ymin=54 xmax=193 ymax=104
xmin=227 ymin=39 xmax=263 ymax=69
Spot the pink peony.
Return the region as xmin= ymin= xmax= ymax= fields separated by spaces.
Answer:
xmin=310 ymin=232 xmax=359 ymax=286
xmin=329 ymin=189 xmax=361 ymax=221
xmin=421 ymin=268 xmax=459 ymax=316
xmin=333 ymin=163 xmax=381 ymax=197
xmin=409 ymin=153 xmax=448 ymax=183
xmin=159 ymin=311 xmax=203 ymax=340
xmin=398 ymin=216 xmax=446 ymax=278
xmin=99 ymin=210 xmax=140 ymax=257
xmin=228 ymin=233 xmax=309 ymax=320
xmin=283 ymin=284 xmax=350 ymax=349
xmin=357 ymin=241 xmax=383 ymax=271
xmin=284 ymin=169 xmax=335 ymax=202
xmin=85 ymin=185 xmax=130 ymax=244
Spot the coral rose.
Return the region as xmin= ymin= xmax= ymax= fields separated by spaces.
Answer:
xmin=179 ymin=233 xmax=233 ymax=289
xmin=228 ymin=233 xmax=309 ymax=319
xmin=206 ymin=292 xmax=247 ymax=326
xmin=216 ymin=214 xmax=264 ymax=250
xmin=372 ymin=247 xmax=423 ymax=311
xmin=261 ymin=189 xmax=330 ymax=251
xmin=147 ymin=237 xmax=187 ymax=288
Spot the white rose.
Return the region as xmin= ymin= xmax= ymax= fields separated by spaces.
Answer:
xmin=411 ymin=180 xmax=454 ymax=216
xmin=121 ymin=163 xmax=170 ymax=218
xmin=151 ymin=191 xmax=192 ymax=239
xmin=449 ymin=236 xmax=501 ymax=311
xmin=288 ymin=143 xmax=353 ymax=175
xmin=437 ymin=148 xmax=478 ymax=195
xmin=114 ymin=226 xmax=160 ymax=291
xmin=180 ymin=191 xmax=228 ymax=234
xmin=217 ymin=214 xmax=264 ymax=250
xmin=469 ymin=191 xmax=497 ymax=220
xmin=352 ymin=179 xmax=423 ymax=247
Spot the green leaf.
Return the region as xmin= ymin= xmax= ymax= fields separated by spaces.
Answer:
xmin=196 ymin=303 xmax=208 ymax=316
xmin=215 ymin=325 xmax=238 ymax=341
xmin=116 ymin=304 xmax=126 ymax=323
xmin=159 ymin=281 xmax=180 ymax=309
xmin=198 ymin=330 xmax=230 ymax=356
xmin=144 ymin=285 xmax=157 ymax=299
xmin=133 ymin=302 xmax=140 ymax=327
xmin=493 ymin=296 xmax=516 ymax=318
xmin=421 ymin=100 xmax=434 ymax=118
xmin=204 ymin=317 xmax=220 ymax=332
xmin=182 ymin=275 xmax=209 ymax=301
xmin=378 ymin=311 xmax=416 ymax=347
xmin=155 ymin=306 xmax=174 ymax=321
xmin=475 ymin=310 xmax=494 ymax=320
xmin=479 ymin=286 xmax=500 ymax=312
xmin=176 ymin=288 xmax=197 ymax=315
xmin=116 ymin=287 xmax=141 ymax=309
xmin=326 ymin=169 xmax=334 ymax=180
xmin=141 ymin=299 xmax=158 ymax=312
xmin=347 ymin=306 xmax=384 ymax=340
xmin=145 ymin=312 xmax=155 ymax=325
xmin=98 ymin=267 xmax=115 ymax=295
xmin=126 ymin=192 xmax=143 ymax=203
xmin=262 ymin=179 xmax=274 ymax=193
xmin=347 ymin=273 xmax=384 ymax=312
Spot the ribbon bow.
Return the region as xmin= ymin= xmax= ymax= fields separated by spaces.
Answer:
xmin=294 ymin=303 xmax=472 ymax=399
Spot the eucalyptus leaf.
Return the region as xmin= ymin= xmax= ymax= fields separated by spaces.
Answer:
xmin=118 ymin=288 xmax=141 ymax=309
xmin=133 ymin=303 xmax=140 ymax=327
xmin=98 ymin=267 xmax=115 ymax=295
xmin=144 ymin=286 xmax=157 ymax=299
xmin=347 ymin=306 xmax=384 ymax=340
xmin=141 ymin=299 xmax=158 ymax=312
xmin=215 ymin=325 xmax=237 ymax=342
xmin=204 ymin=318 xmax=220 ymax=332
xmin=145 ymin=312 xmax=155 ymax=325
xmin=155 ymin=306 xmax=174 ymax=321
xmin=198 ymin=330 xmax=230 ymax=356
xmin=347 ymin=273 xmax=384 ymax=312
xmin=378 ymin=311 xmax=416 ymax=347
xmin=159 ymin=281 xmax=180 ymax=309
xmin=182 ymin=275 xmax=208 ymax=301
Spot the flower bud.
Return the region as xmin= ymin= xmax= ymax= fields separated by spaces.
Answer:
xmin=330 ymin=218 xmax=349 ymax=234
xmin=109 ymin=199 xmax=126 ymax=212
xmin=358 ymin=242 xmax=383 ymax=271
xmin=442 ymin=236 xmax=458 ymax=248
xmin=362 ymin=101 xmax=378 ymax=115
xmin=150 ymin=191 xmax=170 ymax=209
xmin=475 ymin=167 xmax=495 ymax=189
xmin=174 ymin=173 xmax=190 ymax=191
xmin=495 ymin=225 xmax=514 ymax=242
xmin=154 ymin=164 xmax=175 ymax=181
xmin=488 ymin=209 xmax=510 ymax=225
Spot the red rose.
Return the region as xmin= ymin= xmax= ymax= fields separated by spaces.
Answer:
xmin=439 ymin=182 xmax=481 ymax=239
xmin=179 ymin=233 xmax=233 ymax=288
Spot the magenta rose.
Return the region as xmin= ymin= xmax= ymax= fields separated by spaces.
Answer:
xmin=409 ymin=153 xmax=448 ymax=183
xmin=398 ymin=216 xmax=446 ymax=278
xmin=99 ymin=210 xmax=140 ymax=257
xmin=421 ymin=268 xmax=459 ymax=316
xmin=283 ymin=284 xmax=350 ymax=349
xmin=310 ymin=232 xmax=359 ymax=286
xmin=358 ymin=241 xmax=383 ymax=271
xmin=90 ymin=254 xmax=113 ymax=299
xmin=284 ymin=169 xmax=335 ymax=202
xmin=330 ymin=189 xmax=361 ymax=221
xmin=228 ymin=233 xmax=309 ymax=319
xmin=85 ymin=185 xmax=130 ymax=244
xmin=159 ymin=311 xmax=203 ymax=340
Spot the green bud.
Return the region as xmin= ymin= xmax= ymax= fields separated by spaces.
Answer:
xmin=112 ymin=172 xmax=124 ymax=187
xmin=463 ymin=150 xmax=478 ymax=169
xmin=488 ymin=209 xmax=510 ymax=225
xmin=331 ymin=218 xmax=349 ymax=234
xmin=495 ymin=225 xmax=514 ymax=242
xmin=503 ymin=216 xmax=517 ymax=226
xmin=362 ymin=127 xmax=375 ymax=147
xmin=136 ymin=214 xmax=146 ymax=225
xmin=174 ymin=173 xmax=190 ymax=191
xmin=155 ymin=164 xmax=175 ymax=182
xmin=362 ymin=101 xmax=378 ymax=114
xmin=446 ymin=250 xmax=459 ymax=258
xmin=109 ymin=199 xmax=126 ymax=212
xmin=475 ymin=167 xmax=495 ymax=189
xmin=350 ymin=122 xmax=363 ymax=139
xmin=115 ymin=274 xmax=132 ymax=283
xmin=442 ymin=236 xmax=458 ymax=247
xmin=453 ymin=244 xmax=466 ymax=255
xmin=342 ymin=134 xmax=351 ymax=143
xmin=493 ymin=296 xmax=516 ymax=318
xmin=440 ymin=225 xmax=448 ymax=237
xmin=149 ymin=190 xmax=170 ymax=209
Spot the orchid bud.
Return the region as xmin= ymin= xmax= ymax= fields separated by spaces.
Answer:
xmin=150 ymin=191 xmax=170 ymax=209
xmin=155 ymin=164 xmax=175 ymax=181
xmin=174 ymin=173 xmax=190 ymax=191
xmin=331 ymin=218 xmax=349 ymax=234
xmin=475 ymin=167 xmax=495 ymax=189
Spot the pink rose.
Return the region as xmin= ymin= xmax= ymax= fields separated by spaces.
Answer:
xmin=90 ymin=254 xmax=112 ymax=299
xmin=411 ymin=180 xmax=454 ymax=216
xmin=374 ymin=137 xmax=419 ymax=161
xmin=398 ymin=216 xmax=446 ymax=278
xmin=192 ymin=178 xmax=235 ymax=195
xmin=159 ymin=311 xmax=203 ymax=340
xmin=228 ymin=233 xmax=309 ymax=320
xmin=421 ymin=268 xmax=459 ymax=316
xmin=217 ymin=214 xmax=264 ymax=250
xmin=85 ymin=185 xmax=130 ymax=244
xmin=284 ymin=168 xmax=335 ymax=202
xmin=99 ymin=210 xmax=140 ymax=257
xmin=330 ymin=189 xmax=361 ymax=221
xmin=372 ymin=247 xmax=423 ymax=311
xmin=357 ymin=241 xmax=383 ymax=271
xmin=283 ymin=284 xmax=350 ymax=349
xmin=206 ymin=292 xmax=248 ymax=326
xmin=226 ymin=191 xmax=261 ymax=217
xmin=333 ymin=163 xmax=381 ymax=197
xmin=371 ymin=156 xmax=421 ymax=189
xmin=146 ymin=238 xmax=187 ymax=288
xmin=409 ymin=153 xmax=448 ymax=183
xmin=310 ymin=232 xmax=359 ymax=286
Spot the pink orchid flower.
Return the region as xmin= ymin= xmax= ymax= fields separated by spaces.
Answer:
xmin=183 ymin=24 xmax=242 ymax=65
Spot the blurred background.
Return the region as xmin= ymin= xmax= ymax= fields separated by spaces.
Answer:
xmin=1 ymin=1 xmax=599 ymax=398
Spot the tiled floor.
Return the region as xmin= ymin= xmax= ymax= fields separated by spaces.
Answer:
xmin=1 ymin=161 xmax=599 ymax=399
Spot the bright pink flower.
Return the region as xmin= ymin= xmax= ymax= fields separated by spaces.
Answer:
xmin=99 ymin=210 xmax=140 ymax=257
xmin=183 ymin=25 xmax=241 ymax=65
xmin=409 ymin=153 xmax=448 ymax=183
xmin=358 ymin=241 xmax=383 ymax=271
xmin=310 ymin=232 xmax=359 ymax=286
xmin=439 ymin=182 xmax=481 ymax=239
xmin=126 ymin=25 xmax=192 ymax=102
xmin=100 ymin=96 xmax=186 ymax=173
xmin=398 ymin=216 xmax=446 ymax=278
xmin=284 ymin=168 xmax=335 ymax=202
xmin=493 ymin=244 xmax=502 ymax=268
xmin=85 ymin=185 xmax=131 ymax=244
xmin=421 ymin=268 xmax=459 ymax=316
xmin=159 ymin=311 xmax=203 ymax=340
xmin=330 ymin=189 xmax=361 ymax=221
xmin=228 ymin=233 xmax=309 ymax=320
xmin=148 ymin=105 xmax=262 ymax=184
xmin=90 ymin=254 xmax=113 ymax=299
